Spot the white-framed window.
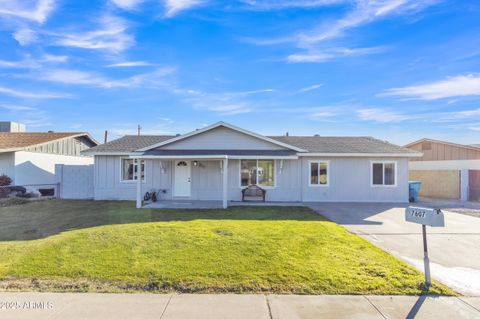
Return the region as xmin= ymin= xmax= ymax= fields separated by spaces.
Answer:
xmin=240 ymin=159 xmax=275 ymax=187
xmin=121 ymin=158 xmax=145 ymax=182
xmin=371 ymin=161 xmax=396 ymax=187
xmin=309 ymin=160 xmax=329 ymax=186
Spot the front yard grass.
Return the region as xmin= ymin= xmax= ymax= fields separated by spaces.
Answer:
xmin=0 ymin=200 xmax=453 ymax=295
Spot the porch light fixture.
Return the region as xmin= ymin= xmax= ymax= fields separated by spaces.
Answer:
xmin=193 ymin=160 xmax=199 ymax=167
xmin=159 ymin=161 xmax=166 ymax=173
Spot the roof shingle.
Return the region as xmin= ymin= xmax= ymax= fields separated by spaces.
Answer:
xmin=0 ymin=132 xmax=91 ymax=150
xmin=83 ymin=134 xmax=417 ymax=155
xmin=268 ymin=136 xmax=418 ymax=154
xmin=82 ymin=135 xmax=175 ymax=154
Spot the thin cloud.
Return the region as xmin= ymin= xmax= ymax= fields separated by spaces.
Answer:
xmin=297 ymin=84 xmax=323 ymax=93
xmin=297 ymin=0 xmax=436 ymax=45
xmin=382 ymin=74 xmax=480 ymax=100
xmin=164 ymin=0 xmax=204 ymax=17
xmin=52 ymin=15 xmax=134 ymax=53
xmin=0 ymin=54 xmax=68 ymax=69
xmin=357 ymin=108 xmax=414 ymax=123
xmin=0 ymin=86 xmax=71 ymax=99
xmin=181 ymin=88 xmax=274 ymax=115
xmin=40 ymin=54 xmax=68 ymax=63
xmin=206 ymin=104 xmax=253 ymax=115
xmin=0 ymin=60 xmax=34 ymax=68
xmin=0 ymin=104 xmax=38 ymax=111
xmin=13 ymin=28 xmax=38 ymax=45
xmin=310 ymin=107 xmax=340 ymax=120
xmin=239 ymin=0 xmax=346 ymax=10
xmin=110 ymin=0 xmax=144 ymax=10
xmin=433 ymin=108 xmax=480 ymax=123
xmin=106 ymin=61 xmax=153 ymax=67
xmin=288 ymin=53 xmax=333 ymax=63
xmin=287 ymin=46 xmax=385 ymax=63
xmin=245 ymin=0 xmax=437 ymax=50
xmin=0 ymin=0 xmax=56 ymax=23
xmin=34 ymin=67 xmax=175 ymax=89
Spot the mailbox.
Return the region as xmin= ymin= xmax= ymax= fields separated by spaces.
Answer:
xmin=405 ymin=206 xmax=445 ymax=227
xmin=405 ymin=206 xmax=445 ymax=287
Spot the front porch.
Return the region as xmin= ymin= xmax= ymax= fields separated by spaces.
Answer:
xmin=134 ymin=156 xmax=230 ymax=209
xmin=132 ymin=150 xmax=298 ymax=209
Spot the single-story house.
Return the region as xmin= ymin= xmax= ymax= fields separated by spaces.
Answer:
xmin=405 ymin=138 xmax=480 ymax=201
xmin=82 ymin=122 xmax=421 ymax=208
xmin=0 ymin=122 xmax=98 ymax=187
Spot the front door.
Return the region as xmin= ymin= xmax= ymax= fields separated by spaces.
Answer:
xmin=174 ymin=160 xmax=191 ymax=197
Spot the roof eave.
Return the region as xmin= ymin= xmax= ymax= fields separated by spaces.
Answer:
xmin=81 ymin=151 xmax=140 ymax=156
xmin=297 ymin=152 xmax=423 ymax=157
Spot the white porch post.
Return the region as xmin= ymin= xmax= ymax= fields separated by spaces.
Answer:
xmin=222 ymin=157 xmax=228 ymax=209
xmin=136 ymin=158 xmax=142 ymax=208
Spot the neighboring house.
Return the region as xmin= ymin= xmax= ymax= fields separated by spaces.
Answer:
xmin=83 ymin=122 xmax=420 ymax=208
xmin=0 ymin=122 xmax=98 ymax=186
xmin=405 ymin=138 xmax=480 ymax=201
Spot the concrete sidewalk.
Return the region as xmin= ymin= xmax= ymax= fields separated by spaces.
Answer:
xmin=0 ymin=293 xmax=479 ymax=319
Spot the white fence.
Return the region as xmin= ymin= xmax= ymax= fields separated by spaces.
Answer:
xmin=55 ymin=164 xmax=94 ymax=199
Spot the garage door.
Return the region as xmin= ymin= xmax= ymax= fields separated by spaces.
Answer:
xmin=409 ymin=170 xmax=460 ymax=199
xmin=469 ymin=170 xmax=480 ymax=201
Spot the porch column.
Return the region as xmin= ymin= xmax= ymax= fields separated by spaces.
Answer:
xmin=222 ymin=157 xmax=228 ymax=209
xmin=136 ymin=158 xmax=142 ymax=208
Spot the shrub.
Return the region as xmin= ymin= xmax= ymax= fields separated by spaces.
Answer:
xmin=0 ymin=174 xmax=12 ymax=186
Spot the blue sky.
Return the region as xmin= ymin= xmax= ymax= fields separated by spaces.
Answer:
xmin=0 ymin=0 xmax=479 ymax=145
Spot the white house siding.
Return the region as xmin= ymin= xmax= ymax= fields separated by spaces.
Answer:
xmin=93 ymin=156 xmax=408 ymax=203
xmin=94 ymin=156 xmax=173 ymax=200
xmin=161 ymin=126 xmax=285 ymax=150
xmin=301 ymin=157 xmax=409 ymax=203
xmin=14 ymin=151 xmax=93 ymax=185
xmin=190 ymin=161 xmax=222 ymax=200
xmin=0 ymin=152 xmax=15 ymax=180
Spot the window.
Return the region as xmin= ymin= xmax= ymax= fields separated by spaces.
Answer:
xmin=240 ymin=160 xmax=275 ymax=187
xmin=371 ymin=162 xmax=396 ymax=186
xmin=121 ymin=158 xmax=145 ymax=181
xmin=309 ymin=161 xmax=329 ymax=186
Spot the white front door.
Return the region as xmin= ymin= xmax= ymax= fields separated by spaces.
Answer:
xmin=174 ymin=160 xmax=191 ymax=197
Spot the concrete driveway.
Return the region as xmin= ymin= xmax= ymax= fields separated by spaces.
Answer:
xmin=307 ymin=202 xmax=480 ymax=296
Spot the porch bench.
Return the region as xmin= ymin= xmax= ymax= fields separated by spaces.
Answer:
xmin=242 ymin=185 xmax=266 ymax=202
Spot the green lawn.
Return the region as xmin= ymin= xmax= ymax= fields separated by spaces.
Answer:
xmin=0 ymin=200 xmax=453 ymax=295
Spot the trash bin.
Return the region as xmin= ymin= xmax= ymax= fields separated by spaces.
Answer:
xmin=409 ymin=181 xmax=421 ymax=202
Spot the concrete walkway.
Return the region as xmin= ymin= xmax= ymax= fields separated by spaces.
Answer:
xmin=0 ymin=293 xmax=479 ymax=319
xmin=308 ymin=202 xmax=480 ymax=296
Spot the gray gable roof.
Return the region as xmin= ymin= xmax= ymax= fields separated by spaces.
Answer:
xmin=268 ymin=136 xmax=418 ymax=154
xmin=82 ymin=135 xmax=174 ymax=154
xmin=83 ymin=134 xmax=417 ymax=155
